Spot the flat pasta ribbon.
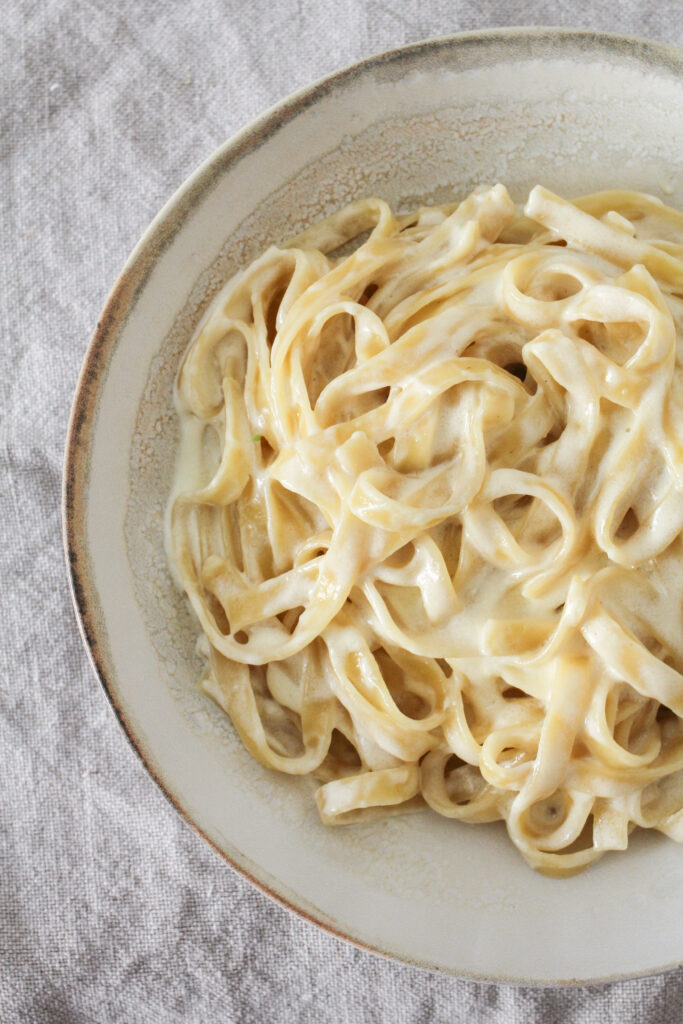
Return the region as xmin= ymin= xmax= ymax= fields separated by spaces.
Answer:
xmin=168 ymin=185 xmax=683 ymax=875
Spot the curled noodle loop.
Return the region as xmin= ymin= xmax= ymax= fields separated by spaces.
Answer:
xmin=169 ymin=185 xmax=683 ymax=875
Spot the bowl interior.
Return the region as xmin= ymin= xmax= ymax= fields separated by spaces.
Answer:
xmin=67 ymin=31 xmax=683 ymax=983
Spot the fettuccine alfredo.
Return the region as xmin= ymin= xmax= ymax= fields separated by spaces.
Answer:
xmin=168 ymin=184 xmax=683 ymax=875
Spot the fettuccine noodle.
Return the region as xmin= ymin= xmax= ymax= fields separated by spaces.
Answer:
xmin=167 ymin=185 xmax=683 ymax=875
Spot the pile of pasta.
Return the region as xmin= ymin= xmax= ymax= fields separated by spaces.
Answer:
xmin=169 ymin=184 xmax=683 ymax=874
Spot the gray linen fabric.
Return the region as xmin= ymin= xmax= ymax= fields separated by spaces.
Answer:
xmin=2 ymin=2 xmax=683 ymax=1021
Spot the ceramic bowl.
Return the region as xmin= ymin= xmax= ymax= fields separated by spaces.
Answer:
xmin=64 ymin=29 xmax=683 ymax=983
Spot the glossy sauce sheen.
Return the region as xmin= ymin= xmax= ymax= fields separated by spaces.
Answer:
xmin=167 ymin=185 xmax=683 ymax=876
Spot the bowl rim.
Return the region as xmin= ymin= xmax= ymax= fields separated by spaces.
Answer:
xmin=63 ymin=26 xmax=683 ymax=986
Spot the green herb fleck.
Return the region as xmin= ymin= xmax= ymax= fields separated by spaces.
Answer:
xmin=252 ymin=433 xmax=262 ymax=442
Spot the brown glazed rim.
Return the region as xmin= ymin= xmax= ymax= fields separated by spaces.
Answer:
xmin=63 ymin=27 xmax=683 ymax=986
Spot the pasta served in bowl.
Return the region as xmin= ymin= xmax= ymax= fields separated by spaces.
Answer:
xmin=168 ymin=183 xmax=683 ymax=877
xmin=65 ymin=31 xmax=683 ymax=980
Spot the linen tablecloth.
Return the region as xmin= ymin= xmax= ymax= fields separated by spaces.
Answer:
xmin=3 ymin=1 xmax=683 ymax=1020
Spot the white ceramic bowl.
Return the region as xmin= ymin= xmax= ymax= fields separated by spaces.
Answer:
xmin=64 ymin=29 xmax=683 ymax=983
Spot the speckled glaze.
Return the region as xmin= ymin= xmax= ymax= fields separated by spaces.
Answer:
xmin=64 ymin=30 xmax=683 ymax=984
